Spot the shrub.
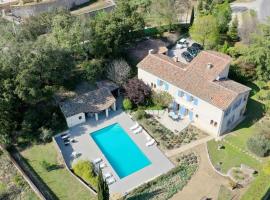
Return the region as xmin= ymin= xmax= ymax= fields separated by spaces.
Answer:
xmin=72 ymin=160 xmax=98 ymax=188
xmin=134 ymin=110 xmax=146 ymax=120
xmin=123 ymin=98 xmax=133 ymax=110
xmin=247 ymin=135 xmax=270 ymax=157
xmin=123 ymin=78 xmax=151 ymax=106
xmin=106 ymin=59 xmax=131 ymax=85
xmin=151 ymin=91 xmax=173 ymax=108
xmin=39 ymin=127 xmax=53 ymax=143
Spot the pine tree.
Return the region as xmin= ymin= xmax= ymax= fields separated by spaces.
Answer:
xmin=97 ymin=170 xmax=109 ymax=200
xmin=228 ymin=17 xmax=239 ymax=42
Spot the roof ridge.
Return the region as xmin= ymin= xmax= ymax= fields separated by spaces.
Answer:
xmin=151 ymin=54 xmax=187 ymax=71
xmin=211 ymin=79 xmax=239 ymax=96
xmin=205 ymin=51 xmax=231 ymax=62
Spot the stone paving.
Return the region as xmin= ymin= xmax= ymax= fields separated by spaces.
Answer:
xmin=54 ymin=110 xmax=174 ymax=195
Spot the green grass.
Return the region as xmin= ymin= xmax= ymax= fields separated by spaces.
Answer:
xmin=21 ymin=142 xmax=96 ymax=200
xmin=207 ymin=140 xmax=259 ymax=174
xmin=241 ymin=172 xmax=270 ymax=200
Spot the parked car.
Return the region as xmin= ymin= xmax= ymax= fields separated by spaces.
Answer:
xmin=187 ymin=46 xmax=199 ymax=57
xmin=191 ymin=43 xmax=203 ymax=50
xmin=181 ymin=51 xmax=193 ymax=62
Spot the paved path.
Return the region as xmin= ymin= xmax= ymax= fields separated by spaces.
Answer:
xmin=165 ymin=135 xmax=213 ymax=157
xmin=170 ymin=144 xmax=229 ymax=200
xmin=231 ymin=0 xmax=270 ymax=22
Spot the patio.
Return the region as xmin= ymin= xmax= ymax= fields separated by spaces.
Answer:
xmin=54 ymin=110 xmax=174 ymax=195
xmin=146 ymin=110 xmax=191 ymax=133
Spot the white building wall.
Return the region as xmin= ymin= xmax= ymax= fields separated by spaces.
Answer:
xmin=220 ymin=92 xmax=249 ymax=134
xmin=138 ymin=68 xmax=224 ymax=137
xmin=66 ymin=113 xmax=86 ymax=128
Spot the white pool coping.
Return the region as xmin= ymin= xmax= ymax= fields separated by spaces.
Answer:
xmin=54 ymin=110 xmax=174 ymax=195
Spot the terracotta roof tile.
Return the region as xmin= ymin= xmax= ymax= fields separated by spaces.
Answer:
xmin=137 ymin=51 xmax=250 ymax=110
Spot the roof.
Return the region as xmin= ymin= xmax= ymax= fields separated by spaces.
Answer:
xmin=60 ymin=87 xmax=116 ymax=117
xmin=96 ymin=80 xmax=119 ymax=92
xmin=137 ymin=51 xmax=250 ymax=110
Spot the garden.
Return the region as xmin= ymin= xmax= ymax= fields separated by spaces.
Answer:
xmin=133 ymin=110 xmax=199 ymax=151
xmin=125 ymin=153 xmax=198 ymax=200
xmin=20 ymin=142 xmax=95 ymax=200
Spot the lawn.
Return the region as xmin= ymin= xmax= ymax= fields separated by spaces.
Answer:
xmin=21 ymin=142 xmax=96 ymax=200
xmin=207 ymin=140 xmax=259 ymax=174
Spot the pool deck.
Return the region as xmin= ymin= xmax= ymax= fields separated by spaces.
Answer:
xmin=54 ymin=110 xmax=174 ymax=195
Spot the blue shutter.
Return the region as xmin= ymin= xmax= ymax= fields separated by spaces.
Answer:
xmin=157 ymin=79 xmax=161 ymax=86
xmin=185 ymin=94 xmax=190 ymax=101
xmin=180 ymin=107 xmax=186 ymax=116
xmin=177 ymin=90 xmax=181 ymax=97
xmin=193 ymin=98 xmax=198 ymax=105
xmin=189 ymin=111 xmax=193 ymax=121
xmin=164 ymin=83 xmax=169 ymax=91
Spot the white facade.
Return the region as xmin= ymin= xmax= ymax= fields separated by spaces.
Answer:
xmin=66 ymin=113 xmax=86 ymax=128
xmin=138 ymin=68 xmax=248 ymax=137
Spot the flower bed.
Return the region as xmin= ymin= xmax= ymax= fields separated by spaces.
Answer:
xmin=125 ymin=161 xmax=198 ymax=200
xmin=136 ymin=114 xmax=198 ymax=150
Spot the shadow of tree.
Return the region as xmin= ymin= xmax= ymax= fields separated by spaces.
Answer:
xmin=126 ymin=188 xmax=164 ymax=200
xmin=47 ymin=164 xmax=64 ymax=172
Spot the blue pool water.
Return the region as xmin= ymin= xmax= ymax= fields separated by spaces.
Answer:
xmin=91 ymin=123 xmax=151 ymax=178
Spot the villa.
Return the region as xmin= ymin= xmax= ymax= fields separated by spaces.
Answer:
xmin=137 ymin=50 xmax=251 ymax=137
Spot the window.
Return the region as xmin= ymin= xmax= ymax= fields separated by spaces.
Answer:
xmin=193 ymin=98 xmax=199 ymax=106
xmin=164 ymin=82 xmax=169 ymax=91
xmin=157 ymin=79 xmax=163 ymax=86
xmin=233 ymin=98 xmax=242 ymax=110
xmin=224 ymin=107 xmax=231 ymax=117
xmin=210 ymin=120 xmax=214 ymax=125
xmin=79 ymin=116 xmax=82 ymax=120
xmin=195 ymin=114 xmax=199 ymax=118
xmin=214 ymin=122 xmax=217 ymax=127
xmin=244 ymin=94 xmax=248 ymax=101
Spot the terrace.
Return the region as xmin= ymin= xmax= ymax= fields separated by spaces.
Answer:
xmin=54 ymin=110 xmax=174 ymax=195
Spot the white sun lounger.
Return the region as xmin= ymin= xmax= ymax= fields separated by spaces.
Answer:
xmin=130 ymin=122 xmax=139 ymax=130
xmin=106 ymin=177 xmax=116 ymax=185
xmin=103 ymin=172 xmax=112 ymax=180
xmin=99 ymin=162 xmax=107 ymax=169
xmin=146 ymin=139 xmax=156 ymax=147
xmin=133 ymin=126 xmax=143 ymax=134
xmin=61 ymin=134 xmax=70 ymax=139
xmin=93 ymin=158 xmax=102 ymax=165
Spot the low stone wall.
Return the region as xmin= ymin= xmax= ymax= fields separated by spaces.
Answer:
xmin=11 ymin=0 xmax=89 ymax=17
xmin=0 ymin=145 xmax=47 ymax=200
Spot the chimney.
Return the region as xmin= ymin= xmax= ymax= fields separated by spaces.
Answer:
xmin=207 ymin=63 xmax=213 ymax=69
xmin=173 ymin=56 xmax=179 ymax=62
xmin=148 ymin=49 xmax=156 ymax=55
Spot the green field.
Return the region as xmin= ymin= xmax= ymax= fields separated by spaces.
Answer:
xmin=21 ymin=143 xmax=96 ymax=200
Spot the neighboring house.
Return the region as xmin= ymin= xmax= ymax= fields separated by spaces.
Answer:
xmin=137 ymin=50 xmax=251 ymax=137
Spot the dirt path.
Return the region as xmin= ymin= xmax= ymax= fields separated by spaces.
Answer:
xmin=170 ymin=144 xmax=229 ymax=200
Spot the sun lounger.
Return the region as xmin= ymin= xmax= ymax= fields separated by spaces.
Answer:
xmin=133 ymin=126 xmax=143 ymax=134
xmin=106 ymin=177 xmax=116 ymax=185
xmin=99 ymin=162 xmax=107 ymax=169
xmin=146 ymin=139 xmax=156 ymax=147
xmin=103 ymin=172 xmax=112 ymax=180
xmin=61 ymin=134 xmax=70 ymax=140
xmin=64 ymin=141 xmax=70 ymax=146
xmin=130 ymin=122 xmax=139 ymax=130
xmin=93 ymin=158 xmax=102 ymax=165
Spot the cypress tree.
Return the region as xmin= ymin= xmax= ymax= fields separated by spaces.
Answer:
xmin=228 ymin=17 xmax=239 ymax=42
xmin=97 ymin=170 xmax=109 ymax=200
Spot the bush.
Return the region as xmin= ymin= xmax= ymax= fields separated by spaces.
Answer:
xmin=151 ymin=91 xmax=173 ymax=108
xmin=106 ymin=59 xmax=131 ymax=85
xmin=72 ymin=160 xmax=98 ymax=188
xmin=247 ymin=135 xmax=270 ymax=157
xmin=40 ymin=160 xmax=51 ymax=171
xmin=134 ymin=110 xmax=146 ymax=120
xmin=123 ymin=78 xmax=151 ymax=106
xmin=39 ymin=127 xmax=53 ymax=143
xmin=123 ymin=98 xmax=133 ymax=110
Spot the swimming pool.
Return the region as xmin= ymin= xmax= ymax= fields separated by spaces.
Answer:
xmin=91 ymin=123 xmax=151 ymax=178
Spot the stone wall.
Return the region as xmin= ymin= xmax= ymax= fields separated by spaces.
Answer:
xmin=11 ymin=0 xmax=89 ymax=17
